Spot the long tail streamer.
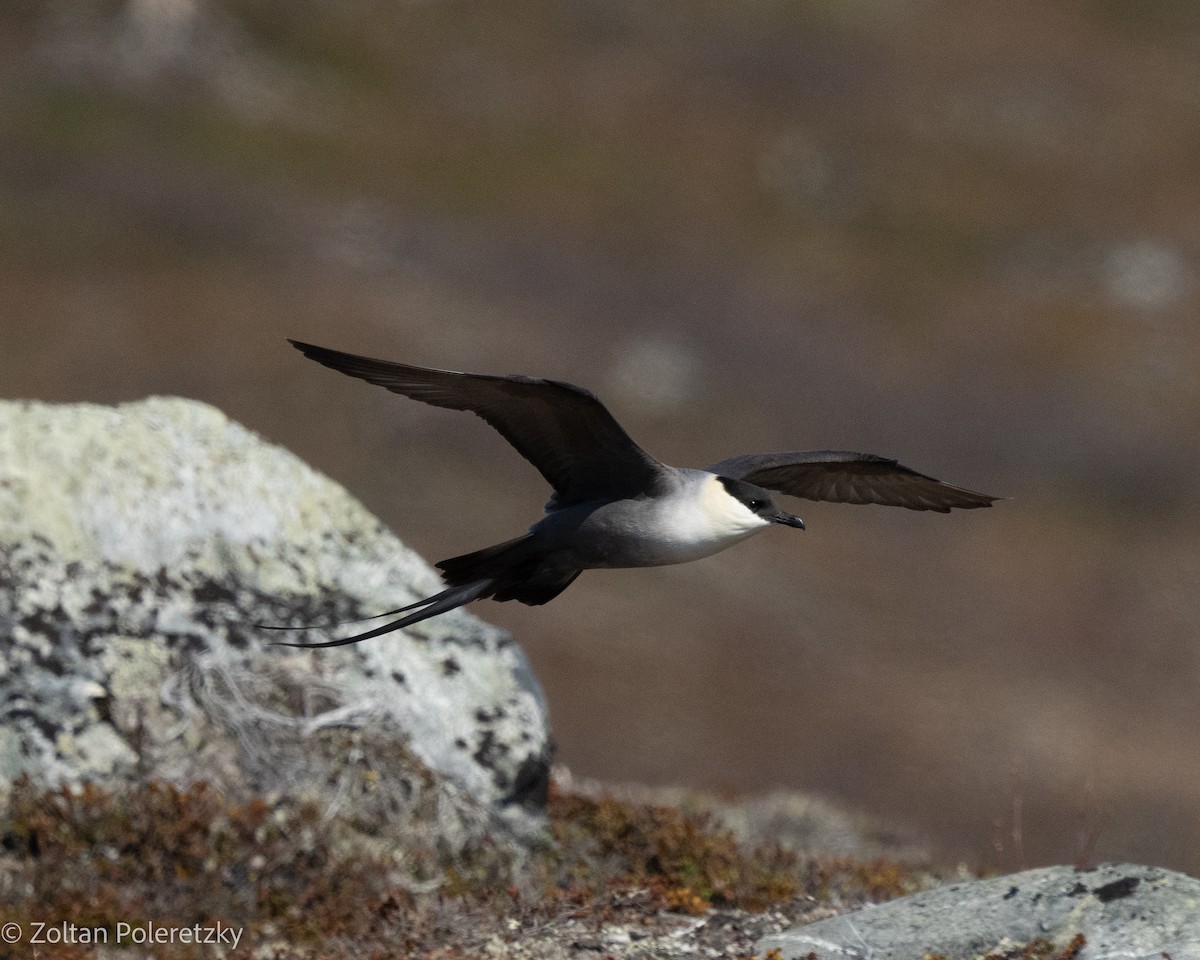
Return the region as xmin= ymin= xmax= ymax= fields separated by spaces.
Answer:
xmin=266 ymin=580 xmax=494 ymax=649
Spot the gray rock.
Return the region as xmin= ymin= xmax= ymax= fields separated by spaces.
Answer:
xmin=758 ymin=862 xmax=1200 ymax=959
xmin=0 ymin=396 xmax=551 ymax=842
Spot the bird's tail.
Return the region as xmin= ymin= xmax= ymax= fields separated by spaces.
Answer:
xmin=437 ymin=534 xmax=578 ymax=605
xmin=266 ymin=534 xmax=580 ymax=649
xmin=435 ymin=534 xmax=539 ymax=584
xmin=268 ymin=579 xmax=495 ymax=649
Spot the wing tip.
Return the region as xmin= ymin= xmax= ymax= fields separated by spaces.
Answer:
xmin=939 ymin=490 xmax=1006 ymax=511
xmin=288 ymin=338 xmax=329 ymax=360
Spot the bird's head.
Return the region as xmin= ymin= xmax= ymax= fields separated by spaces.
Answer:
xmin=716 ymin=476 xmax=805 ymax=531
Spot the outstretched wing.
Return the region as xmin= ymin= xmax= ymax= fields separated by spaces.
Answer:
xmin=705 ymin=450 xmax=999 ymax=512
xmin=291 ymin=340 xmax=669 ymax=506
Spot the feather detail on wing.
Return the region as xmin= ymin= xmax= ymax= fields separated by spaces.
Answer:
xmin=705 ymin=450 xmax=999 ymax=512
xmin=290 ymin=340 xmax=669 ymax=506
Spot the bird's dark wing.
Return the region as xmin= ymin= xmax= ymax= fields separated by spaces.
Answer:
xmin=704 ymin=450 xmax=999 ymax=512
xmin=290 ymin=340 xmax=669 ymax=505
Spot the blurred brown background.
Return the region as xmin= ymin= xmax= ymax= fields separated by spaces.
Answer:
xmin=3 ymin=0 xmax=1199 ymax=874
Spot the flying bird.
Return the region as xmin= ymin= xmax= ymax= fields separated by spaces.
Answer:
xmin=271 ymin=340 xmax=998 ymax=648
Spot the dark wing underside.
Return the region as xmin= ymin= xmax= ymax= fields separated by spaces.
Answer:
xmin=704 ymin=450 xmax=999 ymax=512
xmin=290 ymin=340 xmax=669 ymax=506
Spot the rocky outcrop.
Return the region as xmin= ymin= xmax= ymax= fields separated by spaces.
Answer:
xmin=0 ymin=397 xmax=551 ymax=841
xmin=758 ymin=862 xmax=1200 ymax=960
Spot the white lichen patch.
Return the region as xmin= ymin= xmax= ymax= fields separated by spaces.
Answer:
xmin=0 ymin=397 xmax=552 ymax=841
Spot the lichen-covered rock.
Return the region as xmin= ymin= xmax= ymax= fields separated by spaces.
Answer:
xmin=0 ymin=397 xmax=551 ymax=841
xmin=758 ymin=862 xmax=1200 ymax=960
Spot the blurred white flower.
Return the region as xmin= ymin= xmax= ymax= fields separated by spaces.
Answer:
xmin=607 ymin=338 xmax=699 ymax=416
xmin=1104 ymin=239 xmax=1191 ymax=311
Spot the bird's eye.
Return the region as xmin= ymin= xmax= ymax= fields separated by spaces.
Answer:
xmin=750 ymin=499 xmax=767 ymax=510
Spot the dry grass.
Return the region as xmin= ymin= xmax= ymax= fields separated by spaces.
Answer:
xmin=0 ymin=775 xmax=931 ymax=958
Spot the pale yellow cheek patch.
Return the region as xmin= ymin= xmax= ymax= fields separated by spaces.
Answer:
xmin=694 ymin=476 xmax=771 ymax=538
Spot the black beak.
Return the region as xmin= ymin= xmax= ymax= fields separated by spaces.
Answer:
xmin=771 ymin=511 xmax=805 ymax=530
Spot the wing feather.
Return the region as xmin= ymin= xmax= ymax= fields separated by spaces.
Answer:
xmin=705 ymin=450 xmax=999 ymax=512
xmin=291 ymin=340 xmax=668 ymax=505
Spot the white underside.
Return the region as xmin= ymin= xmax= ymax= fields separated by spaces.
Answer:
xmin=642 ymin=476 xmax=770 ymax=560
xmin=540 ymin=473 xmax=772 ymax=568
